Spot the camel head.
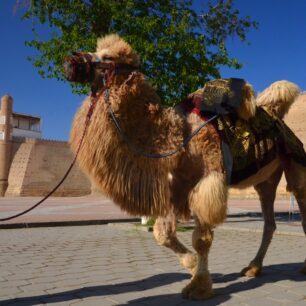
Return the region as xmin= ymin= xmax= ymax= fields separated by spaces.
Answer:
xmin=92 ymin=34 xmax=140 ymax=68
xmin=63 ymin=34 xmax=140 ymax=86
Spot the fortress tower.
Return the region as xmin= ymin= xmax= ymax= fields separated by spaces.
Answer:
xmin=0 ymin=95 xmax=12 ymax=196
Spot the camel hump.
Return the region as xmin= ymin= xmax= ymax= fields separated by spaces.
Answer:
xmin=257 ymin=80 xmax=300 ymax=119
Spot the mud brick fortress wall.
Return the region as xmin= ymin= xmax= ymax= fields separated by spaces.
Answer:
xmin=6 ymin=138 xmax=91 ymax=196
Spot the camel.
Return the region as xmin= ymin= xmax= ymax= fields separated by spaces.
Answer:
xmin=69 ymin=34 xmax=306 ymax=300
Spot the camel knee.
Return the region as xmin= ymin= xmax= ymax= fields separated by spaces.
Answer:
xmin=189 ymin=172 xmax=228 ymax=226
xmin=153 ymin=216 xmax=176 ymax=247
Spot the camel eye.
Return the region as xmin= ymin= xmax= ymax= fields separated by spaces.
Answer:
xmin=103 ymin=55 xmax=114 ymax=61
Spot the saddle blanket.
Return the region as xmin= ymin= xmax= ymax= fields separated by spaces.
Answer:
xmin=181 ymin=80 xmax=306 ymax=185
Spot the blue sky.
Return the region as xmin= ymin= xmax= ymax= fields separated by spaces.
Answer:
xmin=0 ymin=0 xmax=305 ymax=141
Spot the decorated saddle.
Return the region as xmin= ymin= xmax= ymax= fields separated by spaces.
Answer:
xmin=181 ymin=78 xmax=306 ymax=185
xmin=218 ymin=109 xmax=306 ymax=185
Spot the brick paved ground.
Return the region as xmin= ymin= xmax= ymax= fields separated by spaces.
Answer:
xmin=0 ymin=196 xmax=299 ymax=227
xmin=0 ymin=221 xmax=305 ymax=305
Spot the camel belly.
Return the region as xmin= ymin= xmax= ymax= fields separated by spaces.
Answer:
xmin=231 ymin=158 xmax=280 ymax=189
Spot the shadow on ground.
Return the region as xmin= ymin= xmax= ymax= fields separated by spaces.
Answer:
xmin=1 ymin=263 xmax=305 ymax=305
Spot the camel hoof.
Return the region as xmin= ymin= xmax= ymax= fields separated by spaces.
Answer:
xmin=180 ymin=253 xmax=197 ymax=275
xmin=241 ymin=265 xmax=262 ymax=277
xmin=181 ymin=273 xmax=214 ymax=300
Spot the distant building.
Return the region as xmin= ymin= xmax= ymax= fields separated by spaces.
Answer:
xmin=0 ymin=95 xmax=91 ymax=197
xmin=12 ymin=112 xmax=42 ymax=139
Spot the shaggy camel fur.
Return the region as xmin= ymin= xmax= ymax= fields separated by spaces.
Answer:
xmin=70 ymin=34 xmax=306 ymax=300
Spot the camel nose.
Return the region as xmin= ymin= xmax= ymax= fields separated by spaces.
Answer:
xmin=63 ymin=52 xmax=95 ymax=84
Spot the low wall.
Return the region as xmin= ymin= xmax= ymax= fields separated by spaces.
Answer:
xmin=6 ymin=138 xmax=91 ymax=196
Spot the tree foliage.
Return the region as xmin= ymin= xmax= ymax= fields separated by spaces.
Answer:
xmin=21 ymin=0 xmax=257 ymax=104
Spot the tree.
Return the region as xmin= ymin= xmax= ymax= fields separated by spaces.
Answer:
xmin=20 ymin=0 xmax=257 ymax=104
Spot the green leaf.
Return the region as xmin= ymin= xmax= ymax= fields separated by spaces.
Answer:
xmin=21 ymin=0 xmax=257 ymax=103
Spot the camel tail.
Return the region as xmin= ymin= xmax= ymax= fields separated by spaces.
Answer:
xmin=256 ymin=80 xmax=300 ymax=119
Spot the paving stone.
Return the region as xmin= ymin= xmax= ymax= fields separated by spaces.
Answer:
xmin=232 ymin=288 xmax=269 ymax=299
xmin=267 ymin=290 xmax=303 ymax=303
xmin=241 ymin=297 xmax=287 ymax=306
xmin=0 ymin=286 xmax=23 ymax=297
xmin=288 ymin=286 xmax=306 ymax=295
xmin=0 ymin=298 xmax=45 ymax=306
xmin=1 ymin=280 xmax=31 ymax=289
xmin=271 ymin=279 xmax=298 ymax=289
xmin=71 ymin=297 xmax=117 ymax=306
xmin=18 ymin=283 xmax=56 ymax=294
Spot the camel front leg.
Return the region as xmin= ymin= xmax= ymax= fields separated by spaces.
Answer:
xmin=153 ymin=210 xmax=197 ymax=275
xmin=181 ymin=172 xmax=227 ymax=300
xmin=181 ymin=217 xmax=214 ymax=300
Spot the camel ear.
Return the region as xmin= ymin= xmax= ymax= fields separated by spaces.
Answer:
xmin=118 ymin=46 xmax=131 ymax=57
xmin=118 ymin=48 xmax=140 ymax=66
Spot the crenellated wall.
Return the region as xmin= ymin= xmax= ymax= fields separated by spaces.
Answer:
xmin=5 ymin=137 xmax=91 ymax=197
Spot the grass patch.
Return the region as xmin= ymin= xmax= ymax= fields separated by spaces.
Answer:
xmin=134 ymin=222 xmax=193 ymax=232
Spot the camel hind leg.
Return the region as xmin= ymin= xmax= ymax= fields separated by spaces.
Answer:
xmin=284 ymin=161 xmax=306 ymax=273
xmin=241 ymin=166 xmax=283 ymax=277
